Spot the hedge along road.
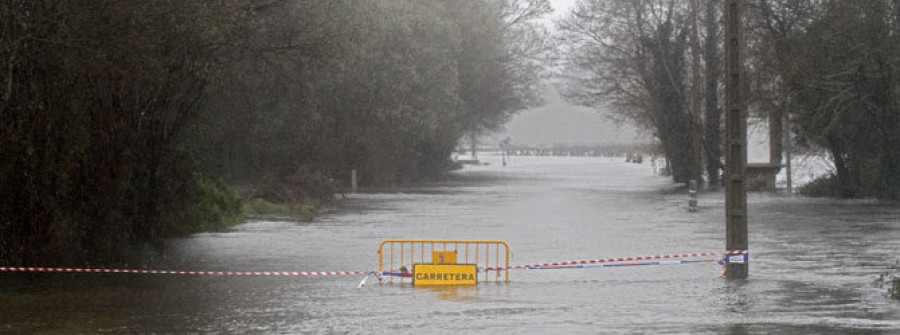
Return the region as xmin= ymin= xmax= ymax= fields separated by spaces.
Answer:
xmin=2 ymin=155 xmax=900 ymax=333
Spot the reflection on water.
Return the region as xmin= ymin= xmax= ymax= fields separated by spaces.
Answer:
xmin=2 ymin=155 xmax=900 ymax=333
xmin=415 ymin=285 xmax=480 ymax=302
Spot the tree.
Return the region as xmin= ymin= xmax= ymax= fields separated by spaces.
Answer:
xmin=745 ymin=0 xmax=821 ymax=170
xmin=780 ymin=0 xmax=900 ymax=198
xmin=1 ymin=0 xmax=557 ymax=264
xmin=198 ymin=0 xmax=467 ymax=188
xmin=557 ymin=0 xmax=700 ymax=183
xmin=450 ymin=0 xmax=552 ymax=159
xmin=0 ymin=0 xmax=247 ymax=263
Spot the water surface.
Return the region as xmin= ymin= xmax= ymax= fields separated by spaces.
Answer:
xmin=2 ymin=155 xmax=899 ymax=333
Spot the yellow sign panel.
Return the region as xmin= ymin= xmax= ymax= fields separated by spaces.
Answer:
xmin=413 ymin=264 xmax=477 ymax=286
xmin=432 ymin=251 xmax=457 ymax=264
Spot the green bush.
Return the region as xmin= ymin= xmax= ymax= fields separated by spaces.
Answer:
xmin=240 ymin=198 xmax=315 ymax=215
xmin=251 ymin=166 xmax=338 ymax=207
xmin=166 ymin=174 xmax=242 ymax=235
xmin=799 ymin=174 xmax=840 ymax=197
xmin=889 ymin=277 xmax=900 ymax=300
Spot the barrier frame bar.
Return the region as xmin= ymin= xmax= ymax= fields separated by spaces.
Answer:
xmin=378 ymin=239 xmax=510 ymax=284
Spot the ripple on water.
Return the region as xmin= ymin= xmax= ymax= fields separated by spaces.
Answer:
xmin=3 ymin=156 xmax=900 ymax=333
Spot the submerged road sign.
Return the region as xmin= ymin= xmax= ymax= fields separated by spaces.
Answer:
xmin=378 ymin=239 xmax=511 ymax=285
xmin=413 ymin=264 xmax=477 ymax=286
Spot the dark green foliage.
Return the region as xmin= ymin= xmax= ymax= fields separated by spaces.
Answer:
xmin=196 ymin=0 xmax=549 ymax=189
xmin=777 ymin=0 xmax=900 ymax=199
xmin=0 ymin=0 xmax=247 ymax=264
xmin=745 ymin=0 xmax=900 ymax=199
xmin=1 ymin=0 xmax=550 ymax=263
xmin=890 ymin=277 xmax=900 ymax=300
xmin=798 ymin=175 xmax=841 ymax=198
xmin=240 ymin=198 xmax=314 ymax=216
xmin=250 ymin=167 xmax=339 ymax=208
xmin=164 ymin=173 xmax=242 ymax=236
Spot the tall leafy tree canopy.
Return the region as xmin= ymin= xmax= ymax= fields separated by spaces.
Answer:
xmin=0 ymin=0 xmax=551 ymax=264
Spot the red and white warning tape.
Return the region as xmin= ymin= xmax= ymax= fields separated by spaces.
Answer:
xmin=0 ymin=267 xmax=369 ymax=277
xmin=720 ymin=249 xmax=750 ymax=277
xmin=1 ymin=250 xmax=748 ymax=278
xmin=502 ymin=252 xmax=722 ymax=271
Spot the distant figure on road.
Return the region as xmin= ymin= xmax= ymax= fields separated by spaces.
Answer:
xmin=499 ymin=137 xmax=511 ymax=167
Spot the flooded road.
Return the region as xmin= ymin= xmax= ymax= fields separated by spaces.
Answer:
xmin=3 ymin=155 xmax=900 ymax=333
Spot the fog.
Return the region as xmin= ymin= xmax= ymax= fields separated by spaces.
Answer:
xmin=502 ymin=0 xmax=639 ymax=146
xmin=503 ymin=87 xmax=640 ymax=145
xmin=4 ymin=0 xmax=900 ymax=333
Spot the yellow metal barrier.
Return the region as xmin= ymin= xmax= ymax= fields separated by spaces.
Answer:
xmin=378 ymin=239 xmax=511 ymax=284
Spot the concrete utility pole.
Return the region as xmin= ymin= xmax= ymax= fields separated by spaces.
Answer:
xmin=725 ymin=0 xmax=748 ymax=279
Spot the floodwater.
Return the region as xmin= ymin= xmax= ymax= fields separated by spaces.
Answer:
xmin=2 ymin=155 xmax=900 ymax=333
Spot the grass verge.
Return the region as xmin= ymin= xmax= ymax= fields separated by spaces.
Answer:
xmin=240 ymin=198 xmax=316 ymax=216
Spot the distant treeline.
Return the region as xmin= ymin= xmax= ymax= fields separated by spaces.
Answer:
xmin=505 ymin=143 xmax=659 ymax=157
xmin=0 ymin=0 xmax=551 ymax=264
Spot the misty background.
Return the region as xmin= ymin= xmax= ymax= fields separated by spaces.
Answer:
xmin=4 ymin=0 xmax=900 ymax=266
xmin=503 ymin=0 xmax=640 ymax=146
xmin=502 ymin=88 xmax=641 ymax=146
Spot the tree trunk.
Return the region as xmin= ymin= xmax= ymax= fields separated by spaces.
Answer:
xmin=769 ymin=102 xmax=784 ymax=166
xmin=829 ymin=141 xmax=856 ymax=197
xmin=703 ymin=0 xmax=722 ymax=186
xmin=690 ymin=0 xmax=703 ymax=185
